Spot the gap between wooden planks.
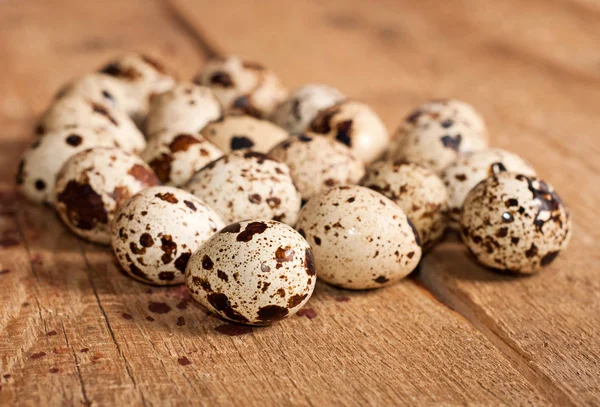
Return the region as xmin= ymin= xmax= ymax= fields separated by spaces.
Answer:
xmin=0 ymin=0 xmax=598 ymax=405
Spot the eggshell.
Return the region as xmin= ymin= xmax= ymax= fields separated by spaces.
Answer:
xmin=56 ymin=73 xmax=132 ymax=114
xmin=460 ymin=172 xmax=571 ymax=274
xmin=270 ymin=84 xmax=344 ymax=134
xmin=194 ymin=56 xmax=287 ymax=118
xmin=269 ymin=133 xmax=365 ymax=201
xmin=201 ymin=114 xmax=289 ymax=153
xmin=442 ymin=148 xmax=536 ymax=227
xmin=186 ymin=220 xmax=315 ymax=325
xmin=141 ymin=130 xmax=223 ymax=187
xmin=16 ymin=127 xmax=118 ymax=206
xmin=37 ymin=95 xmax=146 ymax=154
xmin=185 ymin=150 xmax=301 ymax=225
xmin=309 ymin=100 xmax=389 ymax=164
xmin=362 ymin=161 xmax=448 ymax=250
xmin=145 ymin=82 xmax=222 ymax=136
xmin=296 ymin=186 xmax=422 ymax=289
xmin=54 ymin=147 xmax=159 ymax=244
xmin=111 ymin=186 xmax=224 ymax=285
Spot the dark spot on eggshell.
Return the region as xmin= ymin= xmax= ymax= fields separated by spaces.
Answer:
xmin=525 ymin=243 xmax=538 ymax=258
xmin=130 ymin=242 xmax=146 ymax=255
xmin=110 ymin=186 xmax=130 ymax=204
xmin=313 ymin=236 xmax=321 ymax=246
xmin=35 ymin=179 xmax=46 ymax=191
xmin=243 ymin=151 xmax=273 ymax=164
xmin=287 ymin=293 xmax=308 ymax=308
xmin=128 ymin=164 xmax=159 ymax=186
xmin=160 ymin=235 xmax=177 ymax=264
xmin=183 ymin=200 xmax=196 ymax=211
xmin=217 ymin=270 xmax=229 ymax=282
xmin=221 ymin=222 xmax=241 ymax=234
xmin=207 ymin=293 xmax=249 ymax=323
xmin=335 ymin=120 xmax=353 ymax=147
xmin=490 ymin=162 xmax=507 ymax=174
xmin=455 ymin=174 xmax=467 ymax=182
xmin=310 ymin=106 xmax=340 ymax=134
xmin=297 ymin=228 xmax=306 ymax=238
xmin=236 ymin=221 xmax=268 ymax=242
xmin=148 ymin=302 xmax=171 ymax=314
xmin=257 ymin=305 xmax=289 ymax=322
xmin=159 ymin=271 xmax=175 ymax=281
xmin=440 ymin=119 xmax=454 ymax=128
xmin=261 ymin=262 xmax=271 ymax=273
xmin=129 ymin=263 xmax=151 ymax=282
xmin=100 ymin=63 xmax=142 ymax=81
xmin=210 ymin=72 xmax=234 ymax=87
xmin=155 ymin=192 xmax=178 ymax=204
xmin=215 ymin=324 xmax=253 ymax=336
xmin=502 ymin=212 xmax=514 ymax=223
xmin=440 ymin=134 xmax=462 ymax=151
xmin=304 ymin=248 xmax=316 ymax=276
xmin=248 ymin=194 xmax=262 ymax=204
xmin=275 ymin=246 xmax=295 ymax=264
xmin=90 ymin=102 xmax=118 ymax=126
xmin=374 ymin=275 xmax=389 ymax=284
xmin=149 ymin=153 xmax=174 ymax=184
xmin=65 ymin=134 xmax=83 ymax=146
xmin=231 ymin=136 xmax=255 ymax=150
xmin=169 ymin=134 xmax=200 ymax=153
xmin=266 ymin=197 xmax=281 ymax=209
xmin=57 ymin=180 xmax=108 ymax=230
xmin=505 ymin=198 xmax=519 ymax=207
xmin=496 ymin=227 xmax=509 ymax=238
xmin=174 ymin=252 xmax=191 ymax=273
xmin=140 ymin=233 xmax=154 ymax=247
xmin=511 ymin=237 xmax=520 ymax=245
xmin=541 ymin=251 xmax=560 ymax=266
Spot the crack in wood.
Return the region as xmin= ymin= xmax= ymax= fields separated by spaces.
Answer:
xmin=60 ymin=319 xmax=91 ymax=406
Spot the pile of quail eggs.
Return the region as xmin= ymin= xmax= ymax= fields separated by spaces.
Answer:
xmin=16 ymin=54 xmax=571 ymax=326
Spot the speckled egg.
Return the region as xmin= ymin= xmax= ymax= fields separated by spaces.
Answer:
xmin=387 ymin=99 xmax=488 ymax=173
xmin=194 ymin=56 xmax=287 ymax=118
xmin=309 ymin=100 xmax=389 ymax=164
xmin=186 ymin=219 xmax=315 ymax=325
xmin=270 ymin=84 xmax=345 ymax=134
xmin=362 ymin=161 xmax=448 ymax=250
xmin=37 ymin=95 xmax=146 ymax=154
xmin=16 ymin=127 xmax=118 ymax=206
xmin=98 ymin=53 xmax=177 ymax=122
xmin=141 ymin=130 xmax=223 ymax=187
xmin=185 ymin=150 xmax=301 ymax=226
xmin=56 ymin=73 xmax=131 ymax=114
xmin=111 ymin=186 xmax=224 ymax=285
xmin=54 ymin=147 xmax=160 ymax=244
xmin=442 ymin=148 xmax=536 ymax=227
xmin=460 ymin=172 xmax=571 ymax=274
xmin=296 ymin=186 xmax=421 ymax=290
xmin=145 ymin=82 xmax=222 ymax=136
xmin=200 ymin=114 xmax=289 ymax=153
xmin=268 ymin=133 xmax=365 ymax=201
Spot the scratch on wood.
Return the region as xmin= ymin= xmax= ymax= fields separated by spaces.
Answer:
xmin=60 ymin=320 xmax=91 ymax=406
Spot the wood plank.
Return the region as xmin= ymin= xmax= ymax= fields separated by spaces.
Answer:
xmin=173 ymin=0 xmax=600 ymax=405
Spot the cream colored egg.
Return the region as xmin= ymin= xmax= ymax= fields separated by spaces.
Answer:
xmin=363 ymin=161 xmax=448 ymax=250
xmin=194 ymin=56 xmax=287 ymax=118
xmin=270 ymin=84 xmax=344 ymax=134
xmin=141 ymin=130 xmax=223 ymax=187
xmin=186 ymin=220 xmax=315 ymax=325
xmin=268 ymin=133 xmax=365 ymax=201
xmin=56 ymin=73 xmax=132 ymax=115
xmin=37 ymin=95 xmax=146 ymax=154
xmin=185 ymin=150 xmax=301 ymax=226
xmin=309 ymin=100 xmax=389 ymax=164
xmin=201 ymin=114 xmax=289 ymax=153
xmin=145 ymin=82 xmax=222 ymax=136
xmin=17 ymin=127 xmax=118 ymax=206
xmin=460 ymin=172 xmax=571 ymax=274
xmin=296 ymin=186 xmax=421 ymax=290
xmin=111 ymin=186 xmax=224 ymax=285
xmin=54 ymin=147 xmax=159 ymax=244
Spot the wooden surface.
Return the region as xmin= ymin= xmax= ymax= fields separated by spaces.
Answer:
xmin=1 ymin=0 xmax=599 ymax=405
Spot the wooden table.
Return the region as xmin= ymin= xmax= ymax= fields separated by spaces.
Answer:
xmin=1 ymin=0 xmax=599 ymax=405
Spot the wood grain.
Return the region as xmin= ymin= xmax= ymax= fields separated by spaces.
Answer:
xmin=0 ymin=0 xmax=598 ymax=405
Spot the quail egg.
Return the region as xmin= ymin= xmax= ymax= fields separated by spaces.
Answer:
xmin=16 ymin=127 xmax=118 ymax=206
xmin=309 ymin=100 xmax=389 ymax=164
xmin=36 ymin=95 xmax=146 ymax=154
xmin=268 ymin=133 xmax=365 ymax=201
xmin=200 ymin=114 xmax=289 ymax=153
xmin=141 ymin=130 xmax=223 ymax=187
xmin=296 ymin=186 xmax=421 ymax=289
xmin=111 ymin=186 xmax=224 ymax=285
xmin=145 ymin=82 xmax=222 ymax=136
xmin=387 ymin=99 xmax=488 ymax=173
xmin=442 ymin=148 xmax=536 ymax=227
xmin=363 ymin=161 xmax=448 ymax=250
xmin=460 ymin=172 xmax=571 ymax=274
xmin=186 ymin=219 xmax=315 ymax=325
xmin=54 ymin=147 xmax=159 ymax=244
xmin=270 ymin=84 xmax=344 ymax=134
xmin=185 ymin=150 xmax=301 ymax=225
xmin=194 ymin=55 xmax=287 ymax=117
xmin=56 ymin=73 xmax=131 ymax=114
